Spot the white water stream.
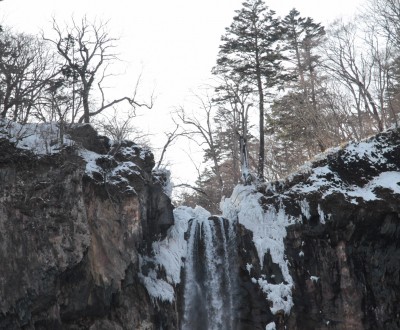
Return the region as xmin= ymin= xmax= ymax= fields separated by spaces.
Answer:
xmin=181 ymin=216 xmax=238 ymax=330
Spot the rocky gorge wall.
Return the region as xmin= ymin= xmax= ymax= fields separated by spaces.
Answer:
xmin=231 ymin=128 xmax=400 ymax=330
xmin=1 ymin=121 xmax=400 ymax=330
xmin=282 ymin=129 xmax=400 ymax=330
xmin=0 ymin=123 xmax=175 ymax=329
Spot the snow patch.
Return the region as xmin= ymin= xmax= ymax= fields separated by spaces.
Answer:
xmin=139 ymin=206 xmax=210 ymax=302
xmin=139 ymin=147 xmax=152 ymax=160
xmin=362 ymin=171 xmax=400 ymax=194
xmin=310 ymin=276 xmax=320 ymax=283
xmin=290 ymin=165 xmax=400 ymax=203
xmin=299 ymin=199 xmax=311 ymax=221
xmin=138 ymin=266 xmax=175 ymax=303
xmin=344 ymin=139 xmax=394 ymax=165
xmin=0 ymin=120 xmax=73 ymax=154
xmin=246 ymin=263 xmax=253 ymax=275
xmin=151 ymin=206 xmax=192 ymax=285
xmin=318 ymin=204 xmax=326 ymax=224
xmin=79 ymin=149 xmax=102 ymax=178
xmin=255 ymin=278 xmax=293 ymax=314
xmin=266 ymin=321 xmax=276 ymax=330
xmin=222 ymin=185 xmax=294 ymax=315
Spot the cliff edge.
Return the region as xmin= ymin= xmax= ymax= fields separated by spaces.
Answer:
xmin=0 ymin=121 xmax=175 ymax=329
xmin=222 ymin=128 xmax=400 ymax=329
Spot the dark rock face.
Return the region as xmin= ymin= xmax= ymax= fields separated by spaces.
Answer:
xmin=66 ymin=124 xmax=110 ymax=154
xmin=285 ymin=201 xmax=400 ymax=330
xmin=235 ymin=225 xmax=276 ymax=330
xmin=242 ymin=129 xmax=400 ymax=330
xmin=283 ymin=131 xmax=400 ymax=330
xmin=0 ymin=127 xmax=175 ymax=329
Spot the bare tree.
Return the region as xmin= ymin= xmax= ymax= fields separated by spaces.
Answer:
xmin=214 ymin=75 xmax=254 ymax=184
xmin=95 ymin=106 xmax=152 ymax=146
xmin=155 ymin=122 xmax=188 ymax=169
xmin=176 ymin=92 xmax=225 ymax=199
xmin=0 ymin=28 xmax=56 ymax=122
xmin=43 ymin=16 xmax=153 ymax=123
xmin=365 ymin=0 xmax=400 ymax=49
xmin=362 ymin=0 xmax=400 ymax=127
xmin=322 ymin=20 xmax=384 ymax=132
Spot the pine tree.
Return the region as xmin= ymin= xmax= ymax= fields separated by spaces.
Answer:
xmin=213 ymin=0 xmax=285 ymax=181
xmin=270 ymin=9 xmax=328 ymax=154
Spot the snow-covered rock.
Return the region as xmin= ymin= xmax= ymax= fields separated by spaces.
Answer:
xmin=219 ymin=128 xmax=400 ymax=329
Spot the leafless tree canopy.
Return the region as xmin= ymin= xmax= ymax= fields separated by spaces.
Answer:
xmin=0 ymin=29 xmax=56 ymax=122
xmin=43 ymin=16 xmax=153 ymax=123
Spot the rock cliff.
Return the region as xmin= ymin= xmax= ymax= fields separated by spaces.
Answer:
xmin=226 ymin=128 xmax=400 ymax=330
xmin=1 ymin=121 xmax=400 ymax=330
xmin=282 ymin=129 xmax=400 ymax=330
xmin=0 ymin=122 xmax=175 ymax=329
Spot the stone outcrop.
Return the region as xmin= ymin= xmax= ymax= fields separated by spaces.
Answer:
xmin=235 ymin=225 xmax=280 ymax=330
xmin=235 ymin=128 xmax=400 ymax=330
xmin=282 ymin=130 xmax=400 ymax=329
xmin=0 ymin=123 xmax=175 ymax=329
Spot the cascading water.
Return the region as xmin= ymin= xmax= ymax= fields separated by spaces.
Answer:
xmin=140 ymin=191 xmax=293 ymax=329
xmin=181 ymin=215 xmax=238 ymax=330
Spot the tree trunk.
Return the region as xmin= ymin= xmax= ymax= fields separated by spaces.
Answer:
xmin=359 ymin=81 xmax=383 ymax=132
xmin=256 ymin=68 xmax=265 ymax=181
xmin=231 ymin=105 xmax=239 ymax=185
xmin=82 ymin=90 xmax=90 ymax=123
xmin=255 ymin=40 xmax=265 ymax=181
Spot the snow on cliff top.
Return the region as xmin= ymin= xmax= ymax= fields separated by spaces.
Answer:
xmin=0 ymin=120 xmax=160 ymax=195
xmin=286 ymin=129 xmax=400 ymax=203
xmin=0 ymin=120 xmax=74 ymax=154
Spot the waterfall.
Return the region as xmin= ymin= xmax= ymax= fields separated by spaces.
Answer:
xmin=181 ymin=215 xmax=238 ymax=330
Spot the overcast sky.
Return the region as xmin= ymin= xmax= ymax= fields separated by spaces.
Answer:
xmin=1 ymin=0 xmax=365 ymax=187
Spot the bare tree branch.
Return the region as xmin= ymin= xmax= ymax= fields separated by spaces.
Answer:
xmin=43 ymin=15 xmax=153 ymax=123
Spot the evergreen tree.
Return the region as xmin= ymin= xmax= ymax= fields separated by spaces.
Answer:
xmin=213 ymin=0 xmax=285 ymax=181
xmin=282 ymin=8 xmax=326 ymax=127
xmin=268 ymin=9 xmax=328 ymax=165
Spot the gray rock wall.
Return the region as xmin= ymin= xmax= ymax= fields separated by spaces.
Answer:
xmin=0 ymin=128 xmax=175 ymax=329
xmin=235 ymin=129 xmax=400 ymax=330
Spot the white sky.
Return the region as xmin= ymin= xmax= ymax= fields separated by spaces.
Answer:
xmin=1 ymin=0 xmax=365 ymax=187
